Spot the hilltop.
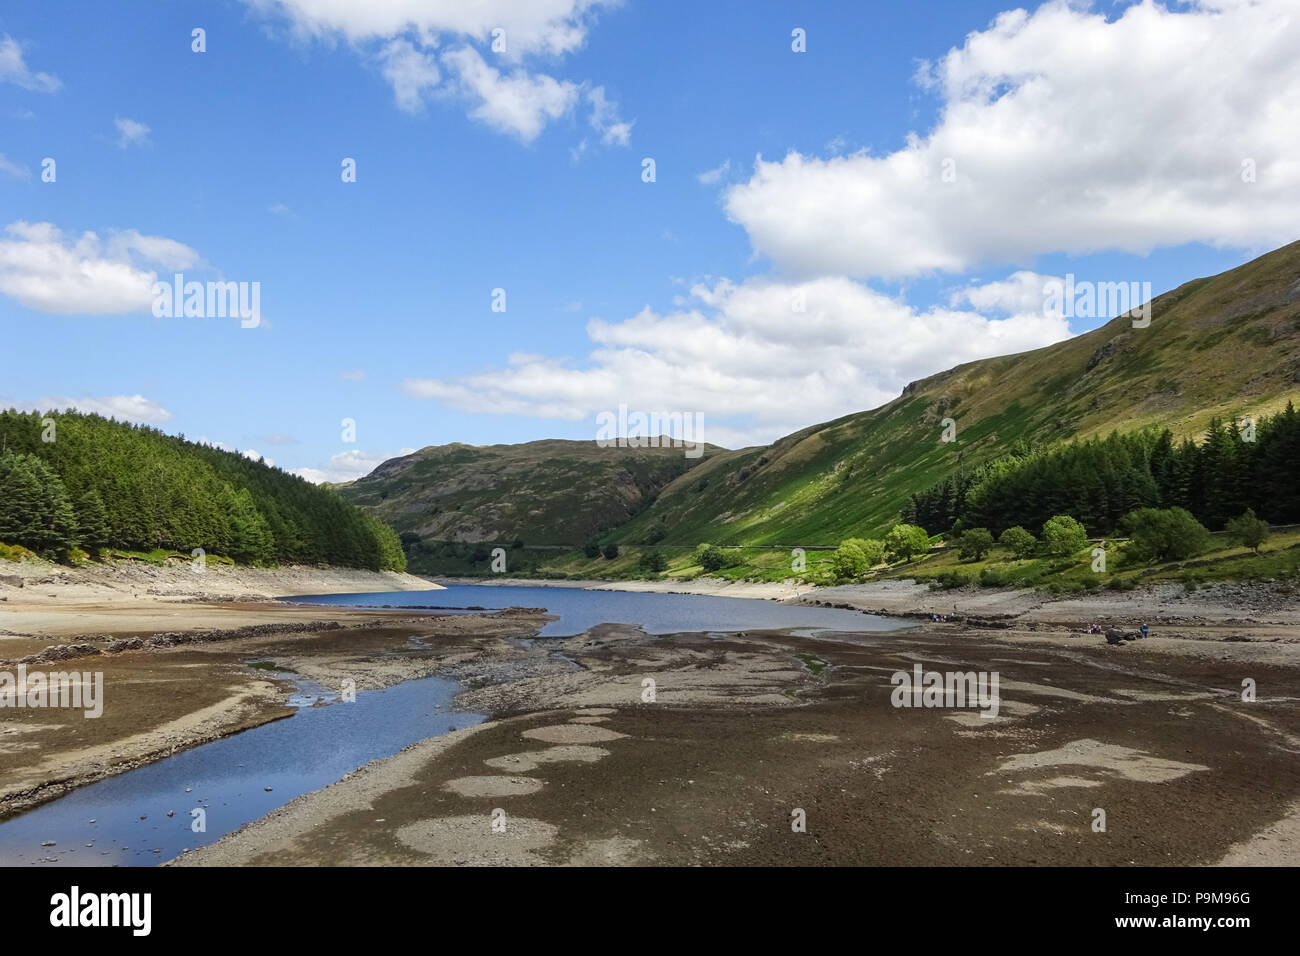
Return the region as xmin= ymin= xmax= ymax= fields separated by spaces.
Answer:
xmin=338 ymin=438 xmax=720 ymax=545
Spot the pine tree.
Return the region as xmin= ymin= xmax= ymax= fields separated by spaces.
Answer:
xmin=0 ymin=452 xmax=78 ymax=556
xmin=76 ymin=488 xmax=112 ymax=555
xmin=0 ymin=451 xmax=46 ymax=547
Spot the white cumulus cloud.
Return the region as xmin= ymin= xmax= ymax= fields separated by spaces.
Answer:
xmin=0 ymin=153 xmax=29 ymax=179
xmin=292 ymin=449 xmax=392 ymax=484
xmin=0 ymin=221 xmax=201 ymax=315
xmin=244 ymin=0 xmax=614 ymax=55
xmin=380 ymin=38 xmax=441 ymax=112
xmin=697 ymin=160 xmax=731 ymax=186
xmin=5 ymin=395 xmax=174 ymax=426
xmin=724 ymin=0 xmax=1300 ymax=280
xmin=114 ymin=116 xmax=151 ymax=148
xmin=948 ymin=270 xmax=1066 ymax=317
xmin=442 ymin=46 xmax=579 ymax=143
xmin=585 ymin=85 xmax=631 ymax=146
xmin=243 ymin=0 xmax=628 ymax=143
xmin=0 ymin=35 xmax=60 ymax=92
xmin=402 ymin=275 xmax=1072 ymax=448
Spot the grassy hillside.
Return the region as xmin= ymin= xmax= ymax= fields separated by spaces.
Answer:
xmin=337 ymin=438 xmax=723 ymax=549
xmin=0 ymin=410 xmax=405 ymax=571
xmin=343 ymin=241 xmax=1300 ymax=577
xmin=612 ymin=239 xmax=1300 ymax=547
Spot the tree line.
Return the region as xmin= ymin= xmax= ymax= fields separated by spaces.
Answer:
xmin=0 ymin=409 xmax=405 ymax=570
xmin=903 ymin=403 xmax=1300 ymax=536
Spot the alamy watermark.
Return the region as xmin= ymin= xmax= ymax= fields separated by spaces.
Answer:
xmin=1 ymin=665 xmax=103 ymax=718
xmin=50 ymin=886 xmax=150 ymax=936
xmin=890 ymin=664 xmax=1000 ymax=719
xmin=596 ymin=404 xmax=705 ymax=458
xmin=1043 ymin=274 xmax=1151 ymax=328
xmin=152 ymin=272 xmax=260 ymax=328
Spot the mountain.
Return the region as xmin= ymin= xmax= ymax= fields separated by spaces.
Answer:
xmin=0 ymin=410 xmax=405 ymax=571
xmin=610 ymin=239 xmax=1300 ymax=547
xmin=337 ymin=438 xmax=722 ymax=546
xmin=349 ymin=241 xmax=1300 ymax=558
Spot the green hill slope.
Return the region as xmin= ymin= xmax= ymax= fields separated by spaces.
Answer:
xmin=613 ymin=240 xmax=1300 ymax=546
xmin=0 ymin=410 xmax=405 ymax=570
xmin=337 ymin=438 xmax=724 ymax=548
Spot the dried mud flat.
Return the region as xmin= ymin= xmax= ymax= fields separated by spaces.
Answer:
xmin=180 ymin=618 xmax=1300 ymax=867
xmin=3 ymin=568 xmax=1298 ymax=866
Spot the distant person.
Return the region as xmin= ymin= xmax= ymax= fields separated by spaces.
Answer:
xmin=1140 ymin=623 xmax=1149 ymax=639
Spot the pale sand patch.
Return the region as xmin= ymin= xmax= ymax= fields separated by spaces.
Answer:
xmin=849 ymin=752 xmax=896 ymax=780
xmin=0 ymin=721 xmax=64 ymax=734
xmin=570 ymin=716 xmax=609 ymax=724
xmin=395 ymin=814 xmax=557 ymax=865
xmin=485 ymin=745 xmax=609 ymax=772
xmin=0 ymin=736 xmax=45 ymax=755
xmin=997 ymin=700 xmax=1040 ymax=717
xmin=997 ymin=679 xmax=1113 ymax=704
xmin=574 ymin=707 xmax=616 ymax=716
xmin=522 ymin=724 xmax=629 ymax=744
xmin=946 ymin=712 xmax=1007 ymax=727
xmin=1217 ymin=799 xmax=1300 ymax=866
xmin=566 ymin=836 xmax=645 ymax=866
xmin=892 ymin=656 xmax=1110 ymax=704
xmin=781 ymin=732 xmax=839 ymax=743
xmin=442 ymin=775 xmax=544 ymax=797
xmin=945 ymin=699 xmax=1041 ymax=726
xmin=1007 ymin=775 xmax=1106 ymax=795
xmin=1111 ymin=688 xmax=1217 ymax=702
xmin=995 ymin=738 xmax=1209 ymax=783
xmin=1208 ymin=703 xmax=1300 ymax=751
xmin=1016 ymin=820 xmax=1073 ymax=835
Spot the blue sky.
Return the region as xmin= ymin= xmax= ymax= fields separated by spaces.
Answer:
xmin=1 ymin=0 xmax=1296 ymax=481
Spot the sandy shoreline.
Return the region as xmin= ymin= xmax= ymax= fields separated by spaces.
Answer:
xmin=0 ymin=560 xmax=440 ymax=644
xmin=2 ymin=556 xmax=439 ymax=603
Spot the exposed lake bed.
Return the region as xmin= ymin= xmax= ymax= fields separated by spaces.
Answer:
xmin=2 ymin=573 xmax=1298 ymax=866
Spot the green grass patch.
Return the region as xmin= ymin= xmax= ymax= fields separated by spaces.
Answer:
xmin=796 ymin=653 xmax=829 ymax=676
xmin=0 ymin=541 xmax=37 ymax=562
xmin=247 ymin=660 xmax=297 ymax=673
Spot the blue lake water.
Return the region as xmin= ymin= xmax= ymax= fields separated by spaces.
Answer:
xmin=0 ymin=675 xmax=482 ymax=867
xmin=284 ymin=583 xmax=904 ymax=637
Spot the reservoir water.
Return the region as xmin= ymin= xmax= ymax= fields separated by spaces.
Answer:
xmin=284 ymin=583 xmax=903 ymax=637
xmin=0 ymin=676 xmax=481 ymax=867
